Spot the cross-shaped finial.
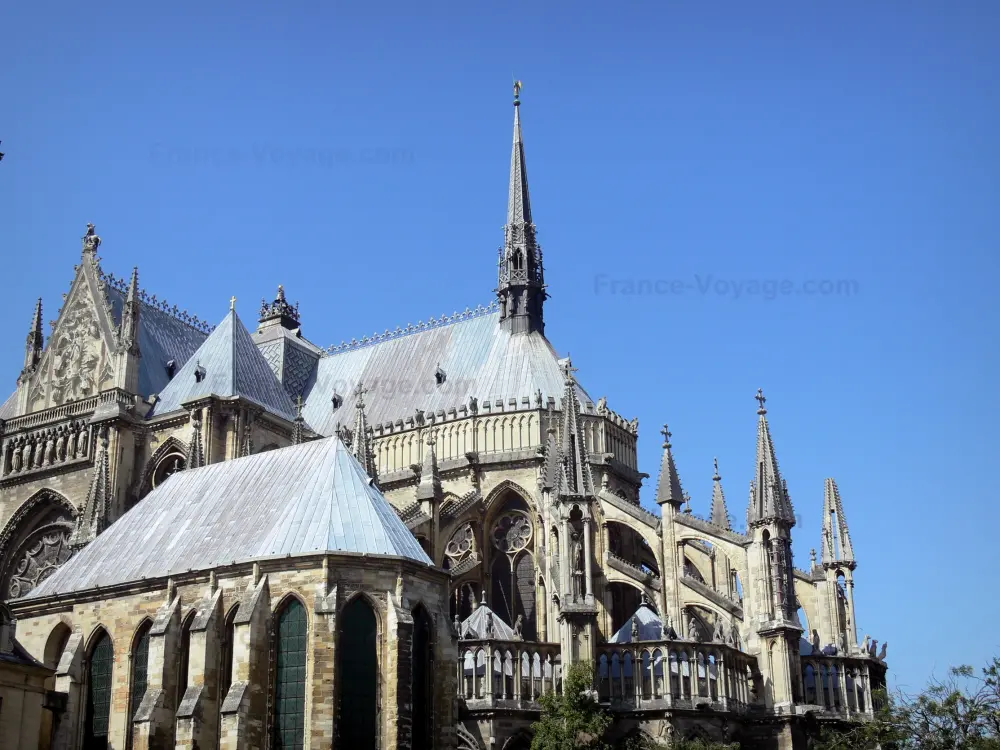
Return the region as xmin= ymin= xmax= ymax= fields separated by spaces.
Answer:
xmin=513 ymin=79 xmax=523 ymax=100
xmin=562 ymin=355 xmax=578 ymax=381
xmin=353 ymin=381 xmax=368 ymax=406
xmin=713 ymin=457 xmax=720 ymax=480
xmin=755 ymin=388 xmax=767 ymax=415
xmin=661 ymin=423 xmax=672 ymax=447
xmin=230 ymin=296 xmax=237 ymax=311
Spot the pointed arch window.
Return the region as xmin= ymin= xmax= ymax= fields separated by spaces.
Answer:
xmin=338 ymin=597 xmax=379 ymax=750
xmin=411 ymin=606 xmax=433 ymax=749
xmin=84 ymin=631 xmax=113 ymax=750
xmin=127 ymin=622 xmax=152 ymax=747
xmin=272 ymin=598 xmax=308 ymax=749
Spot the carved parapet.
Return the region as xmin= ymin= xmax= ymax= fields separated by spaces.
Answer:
xmin=1 ymin=418 xmax=95 ymax=480
xmin=457 ymin=639 xmax=562 ymax=712
xmin=595 ymin=639 xmax=757 ymax=714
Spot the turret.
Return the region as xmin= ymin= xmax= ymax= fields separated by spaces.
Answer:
xmin=496 ymin=81 xmax=546 ymax=335
xmin=819 ymin=478 xmax=860 ymax=652
xmin=744 ymin=390 xmax=804 ymax=707
xmin=710 ymin=458 xmax=731 ymax=529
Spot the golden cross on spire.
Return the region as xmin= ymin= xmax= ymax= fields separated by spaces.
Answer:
xmin=513 ymin=79 xmax=523 ymax=101
xmin=230 ymin=296 xmax=237 ymax=311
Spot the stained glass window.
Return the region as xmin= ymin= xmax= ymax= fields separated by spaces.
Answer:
xmin=338 ymin=597 xmax=378 ymax=750
xmin=84 ymin=631 xmax=113 ymax=750
xmin=130 ymin=625 xmax=151 ymax=730
xmin=273 ymin=599 xmax=307 ymax=749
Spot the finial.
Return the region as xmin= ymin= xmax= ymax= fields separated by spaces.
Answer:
xmin=230 ymin=296 xmax=237 ymax=312
xmin=562 ymin=355 xmax=578 ymax=382
xmin=755 ymin=388 xmax=767 ymax=415
xmin=353 ymin=381 xmax=368 ymax=407
xmin=82 ymin=223 xmax=101 ymax=255
xmin=276 ymin=284 xmax=285 ymax=300
xmin=513 ymin=79 xmax=523 ymax=103
xmin=810 ymin=548 xmax=817 ymax=566
xmin=660 ymin=424 xmax=672 ymax=448
xmin=713 ymin=457 xmax=720 ymax=481
xmin=295 ymin=395 xmax=304 ymax=419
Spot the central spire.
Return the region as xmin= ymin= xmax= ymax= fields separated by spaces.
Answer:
xmin=497 ymin=81 xmax=546 ymax=335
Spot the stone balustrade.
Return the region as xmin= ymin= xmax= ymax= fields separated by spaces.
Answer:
xmin=457 ymin=639 xmax=562 ymax=711
xmin=596 ymin=639 xmax=756 ymax=714
xmin=800 ymin=654 xmax=884 ymax=718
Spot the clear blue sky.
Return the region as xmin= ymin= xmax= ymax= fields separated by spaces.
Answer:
xmin=2 ymin=0 xmax=997 ymax=694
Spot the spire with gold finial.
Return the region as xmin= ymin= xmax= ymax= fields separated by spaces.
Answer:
xmin=497 ymin=80 xmax=547 ymax=335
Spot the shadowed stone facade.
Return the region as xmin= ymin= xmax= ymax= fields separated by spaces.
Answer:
xmin=0 ymin=87 xmax=886 ymax=749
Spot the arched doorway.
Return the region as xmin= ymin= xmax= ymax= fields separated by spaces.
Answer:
xmin=84 ymin=630 xmax=114 ymax=750
xmin=338 ymin=597 xmax=379 ymax=749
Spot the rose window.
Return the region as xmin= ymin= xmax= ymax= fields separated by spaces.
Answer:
xmin=445 ymin=523 xmax=475 ymax=564
xmin=491 ymin=512 xmax=532 ymax=555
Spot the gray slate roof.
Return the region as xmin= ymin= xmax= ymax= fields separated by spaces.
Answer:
xmin=27 ymin=437 xmax=431 ymax=598
xmin=0 ymin=390 xmax=15 ymax=420
xmin=151 ymin=309 xmax=298 ymax=421
xmin=609 ymin=602 xmax=664 ymax=644
xmin=106 ymin=287 xmax=208 ymax=398
xmin=302 ymin=310 xmax=590 ymax=435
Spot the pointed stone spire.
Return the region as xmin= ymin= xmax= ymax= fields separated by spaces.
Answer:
xmin=119 ymin=266 xmax=141 ymax=354
xmin=710 ymin=458 xmax=731 ymax=529
xmin=416 ymin=429 xmax=442 ymax=501
xmin=821 ymin=478 xmax=855 ymax=566
xmin=292 ymin=396 xmax=305 ymax=446
xmin=70 ymin=426 xmax=112 ymax=548
xmin=497 ymin=81 xmax=546 ymax=336
xmin=81 ymin=223 xmax=101 ymax=258
xmin=654 ymin=424 xmax=685 ymax=506
xmin=186 ymin=409 xmax=205 ymax=469
xmin=747 ymin=389 xmax=796 ymax=527
xmin=555 ymin=358 xmax=595 ymax=497
xmin=351 ymin=383 xmax=378 ymax=484
xmin=21 ymin=298 xmax=43 ymax=374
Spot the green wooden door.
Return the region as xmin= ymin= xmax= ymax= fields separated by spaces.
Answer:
xmin=338 ymin=598 xmax=378 ymax=750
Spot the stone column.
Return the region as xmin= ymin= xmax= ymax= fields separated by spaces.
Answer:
xmin=583 ymin=517 xmax=593 ymax=603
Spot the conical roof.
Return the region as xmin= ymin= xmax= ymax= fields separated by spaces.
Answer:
xmin=151 ymin=308 xmax=297 ymax=420
xmin=26 ymin=437 xmax=430 ymax=598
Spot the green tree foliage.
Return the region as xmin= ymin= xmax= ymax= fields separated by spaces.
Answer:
xmin=816 ymin=658 xmax=1000 ymax=750
xmin=531 ymin=662 xmax=611 ymax=749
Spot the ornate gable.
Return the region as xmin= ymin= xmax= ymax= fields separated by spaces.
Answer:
xmin=26 ymin=261 xmax=118 ymax=413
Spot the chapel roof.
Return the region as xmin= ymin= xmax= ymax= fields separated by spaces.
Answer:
xmin=26 ymin=436 xmax=431 ymax=599
xmin=150 ymin=308 xmax=298 ymax=421
xmin=608 ymin=601 xmax=665 ymax=644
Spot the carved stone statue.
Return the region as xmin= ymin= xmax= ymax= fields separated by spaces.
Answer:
xmin=868 ymin=639 xmax=878 ymax=658
xmin=663 ymin=615 xmax=678 ymax=641
xmin=76 ymin=427 xmax=89 ymax=458
xmin=861 ymin=634 xmax=870 ymax=654
xmin=83 ymin=223 xmax=101 ymax=253
xmin=596 ymin=396 xmax=608 ymax=414
xmin=812 ymin=629 xmax=821 ymax=653
xmin=55 ymin=428 xmax=67 ymax=462
xmin=631 ymin=615 xmax=640 ymax=643
xmin=687 ymin=614 xmax=701 ymax=642
xmin=12 ymin=441 xmax=23 ymax=472
xmin=877 ymin=642 xmax=887 ymax=662
xmin=513 ymin=614 xmax=524 ymax=640
xmin=485 ymin=612 xmax=494 ymax=639
xmin=713 ymin=619 xmax=725 ymax=643
xmin=570 ymin=532 xmax=584 ymax=600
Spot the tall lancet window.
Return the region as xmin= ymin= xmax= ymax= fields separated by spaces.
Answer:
xmin=489 ymin=494 xmax=537 ymax=639
xmin=84 ymin=630 xmax=114 ymax=750
xmin=338 ymin=597 xmax=379 ymax=749
xmin=272 ymin=598 xmax=307 ymax=749
xmin=127 ymin=621 xmax=152 ymax=748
